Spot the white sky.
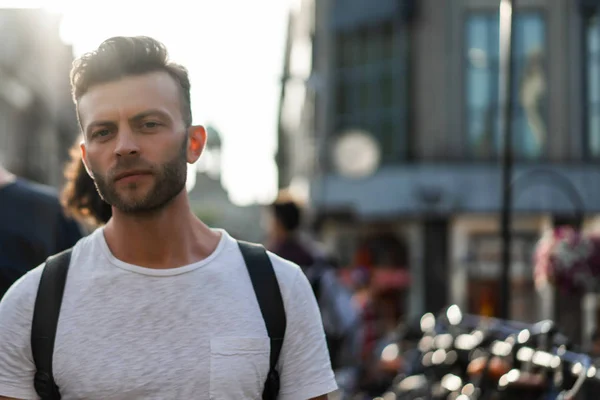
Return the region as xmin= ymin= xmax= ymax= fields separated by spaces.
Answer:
xmin=1 ymin=0 xmax=291 ymax=206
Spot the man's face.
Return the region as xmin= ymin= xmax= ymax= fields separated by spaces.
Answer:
xmin=78 ymin=71 xmax=195 ymax=214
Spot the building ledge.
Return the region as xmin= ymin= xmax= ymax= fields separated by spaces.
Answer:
xmin=311 ymin=164 xmax=600 ymax=218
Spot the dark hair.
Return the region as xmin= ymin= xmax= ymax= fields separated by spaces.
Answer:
xmin=61 ymin=136 xmax=112 ymax=227
xmin=70 ymin=36 xmax=192 ymax=127
xmin=271 ymin=200 xmax=302 ymax=232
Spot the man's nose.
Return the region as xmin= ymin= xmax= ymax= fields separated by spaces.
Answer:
xmin=114 ymin=128 xmax=140 ymax=157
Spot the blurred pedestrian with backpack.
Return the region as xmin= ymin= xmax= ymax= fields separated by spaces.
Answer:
xmin=267 ymin=194 xmax=361 ymax=394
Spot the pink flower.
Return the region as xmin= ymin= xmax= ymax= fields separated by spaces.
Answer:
xmin=534 ymin=227 xmax=600 ymax=294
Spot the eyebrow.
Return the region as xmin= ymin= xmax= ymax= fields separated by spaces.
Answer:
xmin=85 ymin=109 xmax=171 ymax=137
xmin=129 ymin=109 xmax=171 ymax=122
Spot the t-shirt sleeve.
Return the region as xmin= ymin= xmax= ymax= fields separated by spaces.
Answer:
xmin=277 ymin=268 xmax=338 ymax=400
xmin=0 ymin=269 xmax=42 ymax=399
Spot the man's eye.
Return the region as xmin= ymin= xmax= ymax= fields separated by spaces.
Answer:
xmin=143 ymin=121 xmax=160 ymax=129
xmin=92 ymin=129 xmax=111 ymax=138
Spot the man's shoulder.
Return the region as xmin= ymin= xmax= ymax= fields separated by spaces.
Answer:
xmin=227 ymin=234 xmax=302 ymax=282
xmin=1 ymin=231 xmax=97 ymax=314
xmin=265 ymin=250 xmax=303 ymax=283
xmin=263 ymin=250 xmax=319 ymax=309
xmin=0 ymin=262 xmax=44 ymax=314
xmin=0 ymin=230 xmax=91 ymax=300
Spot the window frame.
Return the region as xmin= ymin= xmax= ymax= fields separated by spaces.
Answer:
xmin=331 ymin=20 xmax=409 ymax=166
xmin=462 ymin=8 xmax=549 ymax=162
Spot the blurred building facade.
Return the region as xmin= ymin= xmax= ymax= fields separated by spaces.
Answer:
xmin=278 ymin=0 xmax=600 ymax=337
xmin=0 ymin=9 xmax=78 ymax=188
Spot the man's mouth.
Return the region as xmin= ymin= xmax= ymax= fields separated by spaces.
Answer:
xmin=114 ymin=170 xmax=153 ymax=183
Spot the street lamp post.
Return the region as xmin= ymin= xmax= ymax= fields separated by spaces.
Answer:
xmin=499 ymin=0 xmax=516 ymax=320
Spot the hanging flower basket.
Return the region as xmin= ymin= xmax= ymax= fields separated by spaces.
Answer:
xmin=534 ymin=227 xmax=600 ymax=294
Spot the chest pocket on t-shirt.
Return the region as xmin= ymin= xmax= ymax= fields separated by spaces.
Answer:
xmin=209 ymin=337 xmax=270 ymax=400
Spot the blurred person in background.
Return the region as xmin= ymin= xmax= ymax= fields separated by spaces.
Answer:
xmin=349 ymin=265 xmax=383 ymax=396
xmin=0 ymin=36 xmax=336 ymax=400
xmin=61 ymin=134 xmax=112 ymax=230
xmin=266 ymin=193 xmax=320 ymax=266
xmin=0 ymin=163 xmax=82 ymax=299
xmin=350 ymin=266 xmax=377 ymax=363
xmin=267 ymin=194 xmax=361 ymax=395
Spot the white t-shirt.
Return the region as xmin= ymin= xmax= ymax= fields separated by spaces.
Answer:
xmin=0 ymin=228 xmax=337 ymax=399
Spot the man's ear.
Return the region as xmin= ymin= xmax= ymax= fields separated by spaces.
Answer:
xmin=80 ymin=141 xmax=94 ymax=179
xmin=187 ymin=125 xmax=207 ymax=164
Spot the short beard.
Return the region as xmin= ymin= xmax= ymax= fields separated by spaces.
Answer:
xmin=92 ymin=136 xmax=188 ymax=215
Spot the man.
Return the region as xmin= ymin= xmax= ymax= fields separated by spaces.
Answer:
xmin=0 ymin=165 xmax=82 ymax=299
xmin=0 ymin=36 xmax=336 ymax=399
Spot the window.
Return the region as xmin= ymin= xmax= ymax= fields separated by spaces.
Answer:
xmin=465 ymin=12 xmax=547 ymax=160
xmin=334 ymin=21 xmax=407 ymax=164
xmin=586 ymin=14 xmax=600 ymax=158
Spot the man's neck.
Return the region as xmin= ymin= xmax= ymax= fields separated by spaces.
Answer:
xmin=103 ymin=191 xmax=222 ymax=269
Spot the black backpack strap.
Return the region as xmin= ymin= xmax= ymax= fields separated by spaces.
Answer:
xmin=31 ymin=249 xmax=72 ymax=400
xmin=306 ymin=268 xmax=323 ymax=303
xmin=237 ymin=241 xmax=286 ymax=400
